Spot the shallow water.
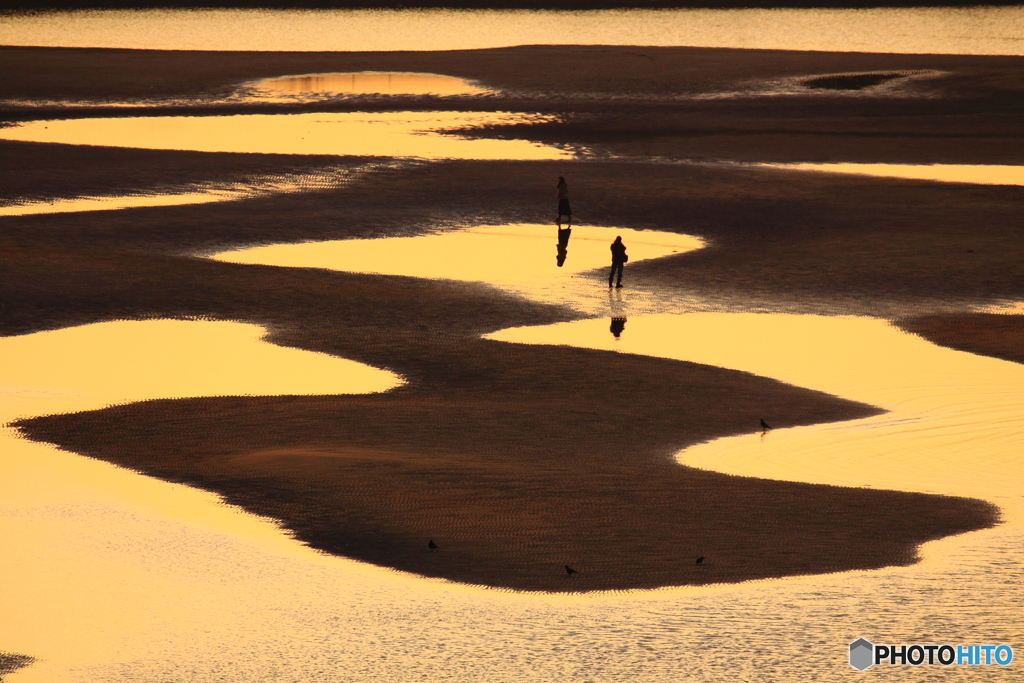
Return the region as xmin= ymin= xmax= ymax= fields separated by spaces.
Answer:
xmin=252 ymin=72 xmax=492 ymax=99
xmin=4 ymin=110 xmax=1021 ymax=218
xmin=4 ymin=313 xmax=1022 ymax=682
xmin=0 ymin=162 xmax=392 ymax=217
xmin=0 ymin=320 xmax=402 ymax=679
xmin=2 ymin=8 xmax=1023 ymax=55
xmin=488 ymin=313 xmax=1024 ymax=510
xmin=4 ymin=7 xmax=1023 ymax=680
xmin=0 ymin=111 xmax=567 ymax=160
xmin=0 ymin=188 xmax=243 ymax=217
xmin=761 ymin=162 xmax=1024 ymax=187
xmin=486 ymin=313 xmax=1024 ymax=673
xmin=979 ymin=300 xmax=1024 ymax=315
xmin=213 ymin=223 xmax=703 ymax=310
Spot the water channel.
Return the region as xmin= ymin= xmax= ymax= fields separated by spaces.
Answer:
xmin=2 ymin=8 xmax=1022 ymax=680
xmin=2 ymin=112 xmax=1022 ymax=216
xmin=5 ymin=230 xmax=1022 ymax=681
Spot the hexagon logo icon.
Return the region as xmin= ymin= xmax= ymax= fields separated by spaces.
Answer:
xmin=850 ymin=638 xmax=874 ymax=671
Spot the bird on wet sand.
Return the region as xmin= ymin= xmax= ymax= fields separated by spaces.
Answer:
xmin=760 ymin=419 xmax=771 ymax=432
xmin=565 ymin=564 xmax=578 ymax=576
xmin=428 ymin=539 xmax=438 ymax=551
xmin=696 ymin=556 xmax=705 ymax=565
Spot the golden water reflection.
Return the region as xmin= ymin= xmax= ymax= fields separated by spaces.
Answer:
xmin=253 ymin=72 xmax=492 ymax=97
xmin=764 ymin=162 xmax=1024 ymax=187
xmin=2 ymin=8 xmax=1022 ymax=55
xmin=0 ymin=163 xmax=388 ymax=217
xmin=0 ymin=319 xmax=403 ymax=680
xmin=978 ymin=300 xmax=1024 ymax=315
xmin=3 ymin=315 xmax=1021 ymax=682
xmin=0 ymin=319 xmax=401 ymax=410
xmin=0 ymin=112 xmax=568 ymax=160
xmin=0 ymin=189 xmax=241 ymax=217
xmin=487 ymin=313 xmax=1023 ymax=511
xmin=213 ymin=224 xmax=703 ymax=310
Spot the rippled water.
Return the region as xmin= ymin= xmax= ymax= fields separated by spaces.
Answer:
xmin=2 ymin=8 xmax=1023 ymax=55
xmin=0 ymin=320 xmax=402 ymax=680
xmin=3 ymin=111 xmax=1021 ymax=218
xmin=4 ymin=8 xmax=1022 ymax=674
xmin=0 ymin=163 xmax=392 ymax=217
xmin=760 ymin=163 xmax=1024 ymax=187
xmin=214 ymin=223 xmax=703 ymax=309
xmin=5 ymin=311 xmax=1021 ymax=682
xmin=0 ymin=111 xmax=567 ymax=160
xmin=252 ymin=72 xmax=492 ymax=98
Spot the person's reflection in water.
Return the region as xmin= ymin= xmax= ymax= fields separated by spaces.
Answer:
xmin=556 ymin=226 xmax=571 ymax=267
xmin=608 ymin=286 xmax=626 ymax=339
xmin=610 ymin=317 xmax=627 ymax=339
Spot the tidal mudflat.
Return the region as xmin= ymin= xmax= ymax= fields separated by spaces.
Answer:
xmin=2 ymin=13 xmax=1024 ymax=681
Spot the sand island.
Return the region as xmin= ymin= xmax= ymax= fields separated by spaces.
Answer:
xmin=2 ymin=41 xmax=1023 ymax=596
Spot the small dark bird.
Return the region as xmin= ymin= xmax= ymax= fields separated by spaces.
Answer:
xmin=696 ymin=556 xmax=705 ymax=565
xmin=428 ymin=539 xmax=438 ymax=551
xmin=565 ymin=564 xmax=578 ymax=576
xmin=760 ymin=419 xmax=771 ymax=431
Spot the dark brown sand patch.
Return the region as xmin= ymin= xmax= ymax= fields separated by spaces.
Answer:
xmin=4 ymin=235 xmax=1001 ymax=590
xmin=4 ymin=45 xmax=1024 ymax=102
xmin=3 ymin=155 xmax=1024 ymax=317
xmin=17 ymin=368 xmax=995 ymax=592
xmin=2 ymin=44 xmax=1016 ymax=592
xmin=897 ymin=313 xmax=1024 ymax=365
xmin=0 ymin=139 xmax=384 ymax=207
xmin=0 ymin=653 xmax=35 ymax=681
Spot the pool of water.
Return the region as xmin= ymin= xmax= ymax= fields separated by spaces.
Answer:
xmin=213 ymin=223 xmax=703 ymax=310
xmin=5 ymin=313 xmax=1021 ymax=682
xmin=2 ymin=8 xmax=1023 ymax=55
xmin=0 ymin=162 xmax=393 ymax=217
xmin=760 ymin=162 xmax=1024 ymax=187
xmin=0 ymin=319 xmax=404 ymax=680
xmin=3 ymin=110 xmax=1021 ymax=219
xmin=251 ymin=72 xmax=493 ymax=99
xmin=0 ymin=111 xmax=568 ymax=160
xmin=3 ymin=13 xmax=1022 ymax=673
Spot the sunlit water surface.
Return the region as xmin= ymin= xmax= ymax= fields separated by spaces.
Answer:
xmin=213 ymin=224 xmax=703 ymax=310
xmin=252 ymin=72 xmax=493 ymax=99
xmin=3 ymin=6 xmax=1022 ymax=679
xmin=4 ymin=312 xmax=1022 ymax=681
xmin=0 ymin=162 xmax=397 ymax=217
xmin=0 ymin=320 xmax=402 ymax=680
xmin=2 ymin=8 xmax=1023 ymax=55
xmin=762 ymin=162 xmax=1024 ymax=187
xmin=3 ymin=111 xmax=1020 ymax=217
xmin=0 ymin=111 xmax=567 ymax=160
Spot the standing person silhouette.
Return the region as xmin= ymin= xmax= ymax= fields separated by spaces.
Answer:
xmin=609 ymin=235 xmax=627 ymax=288
xmin=556 ymin=176 xmax=572 ymax=228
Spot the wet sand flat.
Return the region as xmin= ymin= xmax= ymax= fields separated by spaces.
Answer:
xmin=3 ymin=44 xmax=1024 ymax=166
xmin=2 ymin=44 xmax=1023 ymax=592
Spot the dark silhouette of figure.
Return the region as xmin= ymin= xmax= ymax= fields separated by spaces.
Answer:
xmin=428 ymin=539 xmax=438 ymax=551
xmin=556 ymin=226 xmax=572 ymax=267
xmin=565 ymin=564 xmax=578 ymax=576
xmin=760 ymin=419 xmax=771 ymax=432
xmin=696 ymin=556 xmax=705 ymax=565
xmin=556 ymin=176 xmax=572 ymax=228
xmin=609 ymin=236 xmax=627 ymax=288
xmin=610 ymin=317 xmax=626 ymax=338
